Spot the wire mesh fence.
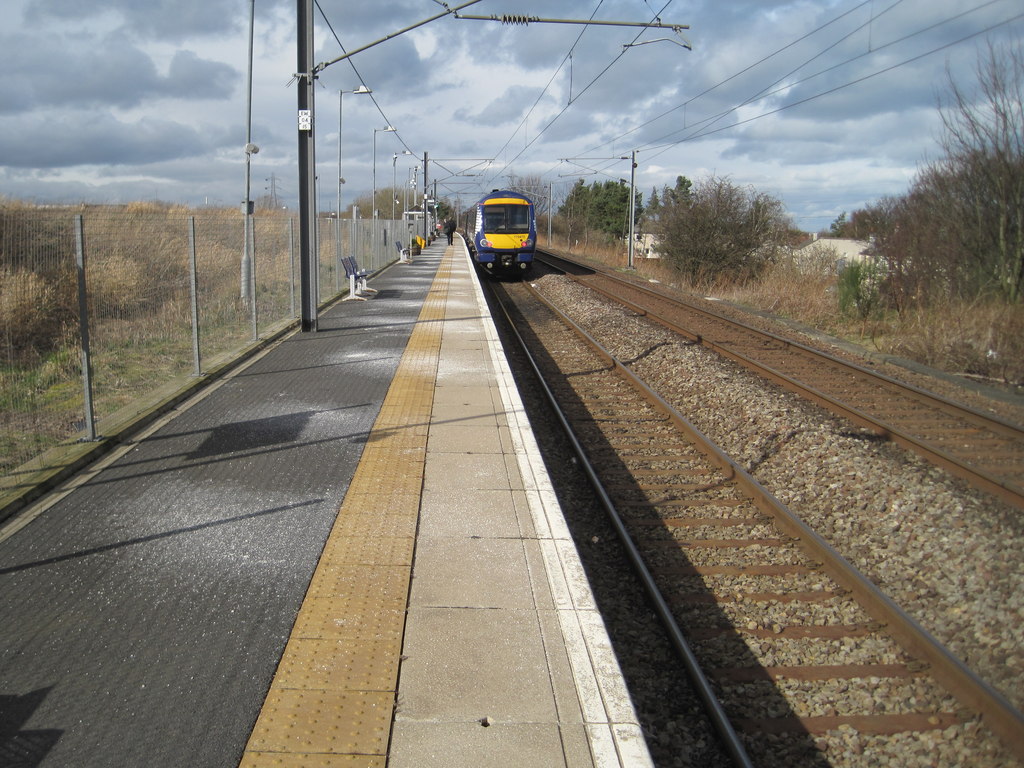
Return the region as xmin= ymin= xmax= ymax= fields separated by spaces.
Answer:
xmin=1 ymin=203 xmax=402 ymax=479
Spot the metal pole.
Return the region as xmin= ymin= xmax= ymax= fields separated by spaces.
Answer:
xmin=188 ymin=216 xmax=202 ymax=376
xmin=372 ymin=129 xmax=377 ymax=262
xmin=392 ymin=153 xmax=398 ymax=236
xmin=288 ymin=217 xmax=296 ymax=318
xmin=297 ymin=0 xmax=317 ymax=332
xmin=548 ymin=181 xmax=553 ymax=245
xmin=372 ymin=126 xmax=395 ymax=263
xmin=249 ymin=209 xmax=258 ymax=339
xmin=342 ymin=90 xmax=350 ymax=231
xmin=73 ymin=215 xmax=96 ymax=442
xmin=351 ymin=205 xmax=358 ymax=264
xmin=628 ymin=150 xmax=636 ymax=269
xmin=241 ymin=0 xmax=255 ymax=302
xmin=335 ymin=217 xmax=341 ymax=294
xmin=422 ymin=151 xmax=429 ymax=244
xmin=342 ymin=90 xmax=350 ymax=288
xmin=337 ymin=85 xmax=370 ymax=272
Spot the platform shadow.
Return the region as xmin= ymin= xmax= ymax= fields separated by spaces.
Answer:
xmin=0 ymin=688 xmax=61 ymax=767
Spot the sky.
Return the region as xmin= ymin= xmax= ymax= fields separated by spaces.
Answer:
xmin=1 ymin=0 xmax=1021 ymax=231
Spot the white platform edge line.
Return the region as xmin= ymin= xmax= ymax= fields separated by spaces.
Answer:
xmin=460 ymin=247 xmax=653 ymax=767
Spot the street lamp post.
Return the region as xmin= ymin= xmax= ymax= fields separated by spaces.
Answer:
xmin=338 ymin=85 xmax=372 ymax=220
xmin=241 ymin=0 xmax=256 ymax=313
xmin=393 ymin=149 xmax=412 ymax=230
xmin=372 ymin=125 xmax=396 ymax=263
xmin=337 ymin=85 xmax=371 ymax=281
xmin=392 ymin=153 xmax=398 ymax=237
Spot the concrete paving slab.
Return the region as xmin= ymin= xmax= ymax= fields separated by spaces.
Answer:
xmin=396 ymin=606 xmax=557 ymax=723
xmin=423 ymin=452 xmax=517 ymax=491
xmin=431 ymin=383 xmax=499 ymax=407
xmin=409 ymin=536 xmax=535 ymax=610
xmin=428 ymin=401 xmax=503 ymax=427
xmin=418 ymin=488 xmax=522 ymax=539
xmin=389 ymin=722 xmax=575 ymax=768
xmin=426 ymin=423 xmax=503 ymax=453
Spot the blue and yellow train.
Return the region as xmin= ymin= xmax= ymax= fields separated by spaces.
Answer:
xmin=468 ymin=190 xmax=536 ymax=276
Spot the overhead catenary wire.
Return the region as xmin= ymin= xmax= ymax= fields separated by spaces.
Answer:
xmin=539 ymin=0 xmax=1020 ymax=199
xmin=314 ymin=0 xmax=420 ymax=158
xmin=641 ymin=6 xmax=1024 ymax=160
xmin=636 ymin=0 xmax=1015 ymax=157
xmin=482 ymin=0 xmax=677 ymax=189
xmin=485 ymin=0 xmax=608 ymax=171
xmin=534 ymin=0 xmax=1022 ymax=214
xmin=533 ymin=0 xmax=882 ymax=187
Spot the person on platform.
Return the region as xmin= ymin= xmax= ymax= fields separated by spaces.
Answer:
xmin=444 ymin=219 xmax=456 ymax=245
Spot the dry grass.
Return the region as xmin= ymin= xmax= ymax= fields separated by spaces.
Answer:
xmin=545 ymin=238 xmax=1024 ymax=390
xmin=1 ymin=203 xmax=298 ymax=474
xmin=728 ymin=268 xmax=1024 ymax=389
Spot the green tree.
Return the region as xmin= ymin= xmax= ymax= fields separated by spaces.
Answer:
xmin=557 ymin=179 xmax=643 ymax=244
xmin=829 ymin=212 xmax=848 ymax=238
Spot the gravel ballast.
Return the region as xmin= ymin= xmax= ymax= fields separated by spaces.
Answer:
xmin=529 ymin=273 xmax=1023 ymax=736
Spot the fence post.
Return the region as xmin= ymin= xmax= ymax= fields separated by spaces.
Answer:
xmin=288 ymin=217 xmax=296 ymax=318
xmin=350 ymin=208 xmax=358 ymax=270
xmin=73 ymin=215 xmax=96 ymax=442
xmin=249 ymin=216 xmax=258 ymax=341
xmin=188 ymin=216 xmax=202 ymax=376
xmin=335 ymin=217 xmax=341 ymax=295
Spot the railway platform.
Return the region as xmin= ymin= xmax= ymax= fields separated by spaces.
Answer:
xmin=0 ymin=238 xmax=651 ymax=767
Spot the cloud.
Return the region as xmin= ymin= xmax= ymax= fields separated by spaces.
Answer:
xmin=455 ymin=85 xmax=546 ymax=127
xmin=0 ymin=30 xmax=238 ymax=114
xmin=0 ymin=112 xmax=229 ymax=169
xmin=3 ymin=0 xmax=1022 ymax=228
xmin=26 ymin=0 xmax=249 ymax=41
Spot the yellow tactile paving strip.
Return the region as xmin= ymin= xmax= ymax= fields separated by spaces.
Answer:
xmin=239 ymin=251 xmax=452 ymax=768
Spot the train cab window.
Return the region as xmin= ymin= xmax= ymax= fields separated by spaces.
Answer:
xmin=483 ymin=204 xmax=531 ymax=232
xmin=483 ymin=208 xmax=507 ymax=231
xmin=507 ymin=205 xmax=531 ymax=231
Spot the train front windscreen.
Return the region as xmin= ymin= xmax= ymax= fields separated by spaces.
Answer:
xmin=483 ymin=204 xmax=532 ymax=233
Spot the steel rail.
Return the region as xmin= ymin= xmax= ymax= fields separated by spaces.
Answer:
xmin=495 ymin=274 xmax=1024 ymax=761
xmin=536 ymin=250 xmax=1024 ymax=510
xmin=487 ymin=282 xmax=755 ymax=768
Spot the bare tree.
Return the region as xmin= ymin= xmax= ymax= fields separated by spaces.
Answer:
xmin=505 ymin=173 xmax=551 ymax=219
xmin=934 ymin=40 xmax=1024 ymax=302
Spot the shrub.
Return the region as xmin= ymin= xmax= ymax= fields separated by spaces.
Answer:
xmin=0 ymin=268 xmax=75 ymax=360
xmin=838 ymin=259 xmax=884 ymax=320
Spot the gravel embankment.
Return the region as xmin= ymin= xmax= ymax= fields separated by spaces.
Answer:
xmin=530 ymin=273 xmax=1024 ymax=721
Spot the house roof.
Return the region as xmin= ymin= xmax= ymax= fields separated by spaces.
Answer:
xmin=798 ymin=237 xmax=872 ymax=260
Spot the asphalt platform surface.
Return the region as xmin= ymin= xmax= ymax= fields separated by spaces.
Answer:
xmin=0 ymin=246 xmax=445 ymax=767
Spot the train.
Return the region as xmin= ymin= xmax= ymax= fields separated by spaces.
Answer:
xmin=467 ymin=189 xmax=536 ymax=276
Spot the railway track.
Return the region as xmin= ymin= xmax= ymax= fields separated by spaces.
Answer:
xmin=486 ymin=275 xmax=1023 ymax=767
xmin=536 ymin=250 xmax=1024 ymax=511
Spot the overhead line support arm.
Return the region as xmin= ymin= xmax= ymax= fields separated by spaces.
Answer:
xmin=455 ymin=15 xmax=688 ymax=33
xmin=314 ymin=0 xmax=484 ymax=73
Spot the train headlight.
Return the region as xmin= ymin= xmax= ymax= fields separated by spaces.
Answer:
xmin=522 ymin=238 xmax=533 ymax=248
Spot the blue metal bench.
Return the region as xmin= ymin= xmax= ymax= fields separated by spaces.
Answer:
xmin=341 ymin=256 xmax=376 ymax=301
